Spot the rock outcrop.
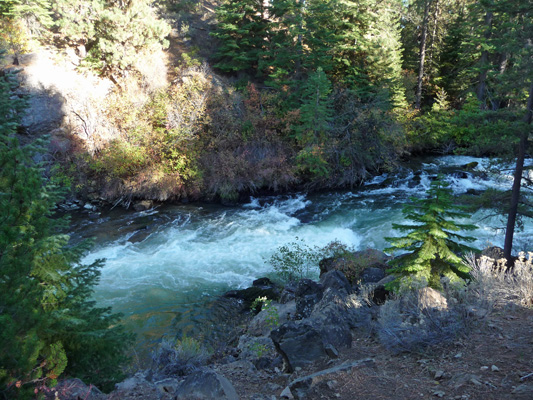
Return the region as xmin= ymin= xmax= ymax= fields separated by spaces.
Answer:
xmin=174 ymin=368 xmax=239 ymax=400
xmin=270 ymin=271 xmax=371 ymax=372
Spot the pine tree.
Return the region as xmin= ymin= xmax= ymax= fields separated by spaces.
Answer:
xmin=262 ymin=0 xmax=306 ymax=86
xmin=0 ymin=67 xmax=133 ymax=397
xmin=52 ymin=0 xmax=170 ymax=75
xmin=1 ymin=0 xmax=53 ymax=29
xmin=295 ymin=67 xmax=333 ymax=177
xmin=385 ymin=178 xmax=478 ymax=289
xmin=211 ymin=0 xmax=268 ymax=74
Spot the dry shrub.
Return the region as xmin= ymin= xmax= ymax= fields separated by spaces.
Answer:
xmin=376 ymin=253 xmax=533 ymax=354
xmin=133 ymin=48 xmax=169 ymax=93
xmin=377 ymin=291 xmax=466 ymax=354
xmin=462 ymin=253 xmax=533 ymax=308
xmin=151 ymin=338 xmax=210 ymax=379
xmin=200 ymin=84 xmax=297 ymax=199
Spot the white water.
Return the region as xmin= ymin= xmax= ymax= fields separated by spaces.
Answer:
xmin=78 ymin=156 xmax=533 ymax=349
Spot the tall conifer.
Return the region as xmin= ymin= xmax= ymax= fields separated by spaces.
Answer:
xmin=0 ymin=68 xmax=133 ymax=397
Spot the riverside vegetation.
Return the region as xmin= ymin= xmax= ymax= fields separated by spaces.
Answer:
xmin=1 ymin=0 xmax=532 ymax=398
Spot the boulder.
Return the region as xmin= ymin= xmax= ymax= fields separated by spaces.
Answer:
xmin=270 ymin=321 xmax=329 ymax=371
xmin=133 ymin=200 xmax=154 ymax=212
xmin=247 ymin=301 xmax=296 ymax=336
xmin=153 ymin=378 xmax=181 ymax=395
xmin=319 ymin=249 xmax=390 ymax=283
xmin=466 ymin=189 xmax=482 ymax=196
xmin=461 ymin=161 xmax=479 ymax=170
xmin=271 ymin=288 xmax=370 ymax=372
xmin=294 ymin=279 xmax=323 ymax=319
xmin=174 ymin=368 xmax=239 ymax=400
xmin=237 ymin=335 xmax=276 ymax=361
xmin=371 ymin=275 xmax=396 ymax=305
xmin=319 ymin=270 xmax=352 ymax=294
xmin=352 ymin=249 xmax=390 ymax=269
xmin=482 ymin=246 xmax=505 ymax=260
xmin=252 ymin=277 xmax=274 ymax=287
xmin=279 ymin=282 xmax=297 ymax=304
xmin=224 ymin=286 xmax=280 ymax=310
xmin=312 ymin=289 xmax=370 ymax=340
xmin=360 ymin=267 xmax=385 ymax=284
xmin=417 ymin=287 xmax=448 ymax=311
xmin=16 ymin=52 xmax=40 ymax=66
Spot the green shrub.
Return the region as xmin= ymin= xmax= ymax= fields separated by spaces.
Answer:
xmin=269 ymin=238 xmax=359 ymax=283
xmin=250 ymin=296 xmax=279 ymax=329
xmin=268 ymin=238 xmax=322 ymax=282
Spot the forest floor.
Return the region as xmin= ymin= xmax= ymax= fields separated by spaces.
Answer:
xmin=218 ymin=304 xmax=533 ymax=400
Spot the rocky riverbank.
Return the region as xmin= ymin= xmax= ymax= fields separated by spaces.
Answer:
xmin=44 ymin=248 xmax=533 ymax=399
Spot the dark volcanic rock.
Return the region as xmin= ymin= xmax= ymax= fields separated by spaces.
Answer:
xmin=319 ymin=270 xmax=352 ymax=295
xmin=360 ymin=267 xmax=386 ymax=284
xmin=481 ymin=246 xmax=505 ymax=260
xmin=271 ymin=282 xmax=371 ymax=372
xmin=174 ymin=368 xmax=239 ymax=400
xmin=46 ymin=379 xmax=105 ymax=400
xmin=252 ymin=277 xmax=274 ymax=287
xmin=319 ymin=249 xmax=390 ymax=283
xmin=279 ymin=282 xmax=297 ymax=304
xmin=294 ymin=279 xmax=323 ymax=319
xmin=271 ymin=321 xmax=329 ymax=371
xmin=224 ymin=286 xmax=280 ymax=310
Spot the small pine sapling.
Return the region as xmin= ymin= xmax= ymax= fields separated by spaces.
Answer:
xmin=385 ymin=177 xmax=478 ymax=289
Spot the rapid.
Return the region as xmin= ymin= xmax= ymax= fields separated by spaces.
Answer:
xmin=72 ymin=156 xmax=533 ymax=352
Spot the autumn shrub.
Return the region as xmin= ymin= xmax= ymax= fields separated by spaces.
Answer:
xmin=200 ymin=84 xmax=297 ymax=200
xmin=0 ymin=18 xmax=32 ymax=55
xmin=82 ymin=70 xmax=207 ymax=201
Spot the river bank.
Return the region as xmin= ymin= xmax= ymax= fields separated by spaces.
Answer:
xmin=62 ymin=155 xmax=533 ymax=358
xmin=48 ymin=249 xmax=533 ymax=400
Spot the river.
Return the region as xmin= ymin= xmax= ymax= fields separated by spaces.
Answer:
xmin=72 ymin=156 xmax=532 ymax=353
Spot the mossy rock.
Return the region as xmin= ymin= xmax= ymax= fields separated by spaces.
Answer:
xmin=319 ymin=249 xmax=390 ymax=284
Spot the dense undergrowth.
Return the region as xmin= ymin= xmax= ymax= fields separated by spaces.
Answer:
xmin=3 ymin=0 xmax=530 ymax=204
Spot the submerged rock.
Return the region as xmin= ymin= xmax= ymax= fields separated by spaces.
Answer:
xmin=133 ymin=200 xmax=154 ymax=212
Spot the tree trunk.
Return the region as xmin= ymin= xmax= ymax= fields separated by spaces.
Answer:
xmin=427 ymin=0 xmax=440 ymax=73
xmin=415 ymin=0 xmax=430 ymax=110
xmin=491 ymin=52 xmax=509 ymax=110
xmin=476 ymin=11 xmax=493 ymax=109
xmin=503 ymin=83 xmax=533 ymax=262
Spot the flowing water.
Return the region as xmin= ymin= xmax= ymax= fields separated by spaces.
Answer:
xmin=73 ymin=156 xmax=533 ymax=353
